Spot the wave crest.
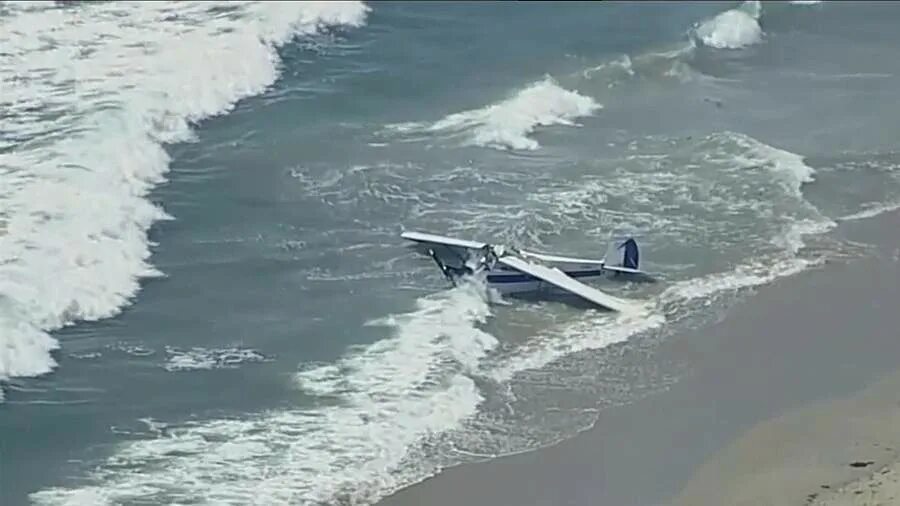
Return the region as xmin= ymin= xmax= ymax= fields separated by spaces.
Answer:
xmin=694 ymin=1 xmax=763 ymax=49
xmin=0 ymin=1 xmax=369 ymax=396
xmin=388 ymin=77 xmax=601 ymax=151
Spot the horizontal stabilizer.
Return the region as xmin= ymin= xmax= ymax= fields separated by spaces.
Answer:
xmin=401 ymin=231 xmax=487 ymax=250
xmin=518 ymin=249 xmax=606 ymax=265
xmin=497 ymin=256 xmax=634 ymax=312
xmin=602 ymin=265 xmax=643 ymax=275
xmin=602 ymin=264 xmax=657 ymax=282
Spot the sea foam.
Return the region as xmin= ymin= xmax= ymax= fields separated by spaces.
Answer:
xmin=389 ymin=77 xmax=601 ymax=151
xmin=31 ymin=282 xmax=497 ymax=506
xmin=0 ymin=1 xmax=369 ymax=397
xmin=694 ymin=1 xmax=763 ymax=49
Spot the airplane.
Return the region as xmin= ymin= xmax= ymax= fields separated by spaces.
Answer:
xmin=400 ymin=230 xmax=655 ymax=312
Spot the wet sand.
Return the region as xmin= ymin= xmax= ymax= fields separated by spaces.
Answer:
xmin=379 ymin=211 xmax=900 ymax=506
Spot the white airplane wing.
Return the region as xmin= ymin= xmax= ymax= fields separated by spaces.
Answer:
xmin=497 ymin=256 xmax=634 ymax=312
xmin=401 ymin=231 xmax=487 ymax=250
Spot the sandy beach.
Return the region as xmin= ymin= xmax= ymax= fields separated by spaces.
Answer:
xmin=815 ymin=463 xmax=900 ymax=505
xmin=379 ymin=212 xmax=900 ymax=506
xmin=674 ymin=364 xmax=900 ymax=506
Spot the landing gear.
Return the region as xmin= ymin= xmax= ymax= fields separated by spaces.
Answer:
xmin=427 ymin=248 xmax=472 ymax=284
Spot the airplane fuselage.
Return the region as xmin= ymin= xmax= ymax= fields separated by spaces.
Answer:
xmin=483 ymin=262 xmax=609 ymax=294
xmin=401 ymin=229 xmax=651 ymax=311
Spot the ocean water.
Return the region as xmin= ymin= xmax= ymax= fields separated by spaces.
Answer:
xmin=2 ymin=1 xmax=900 ymax=504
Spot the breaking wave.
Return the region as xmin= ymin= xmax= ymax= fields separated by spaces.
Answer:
xmin=692 ymin=1 xmax=763 ymax=49
xmin=0 ymin=1 xmax=369 ymax=398
xmin=387 ymin=77 xmax=601 ymax=151
xmin=31 ymin=282 xmax=497 ymax=506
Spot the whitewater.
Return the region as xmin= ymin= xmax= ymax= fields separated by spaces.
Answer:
xmin=0 ymin=1 xmax=370 ymax=399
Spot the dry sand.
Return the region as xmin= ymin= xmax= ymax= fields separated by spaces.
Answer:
xmin=673 ymin=368 xmax=900 ymax=506
xmin=814 ymin=463 xmax=900 ymax=506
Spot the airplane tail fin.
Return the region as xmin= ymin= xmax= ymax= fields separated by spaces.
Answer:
xmin=619 ymin=238 xmax=640 ymax=270
xmin=603 ymin=235 xmax=640 ymax=269
xmin=602 ymin=235 xmax=655 ymax=282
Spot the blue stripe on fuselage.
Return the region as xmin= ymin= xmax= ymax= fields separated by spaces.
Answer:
xmin=486 ymin=269 xmax=605 ymax=284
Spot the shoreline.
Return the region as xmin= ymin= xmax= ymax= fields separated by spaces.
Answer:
xmin=379 ymin=210 xmax=900 ymax=506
